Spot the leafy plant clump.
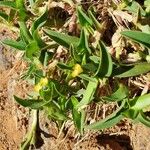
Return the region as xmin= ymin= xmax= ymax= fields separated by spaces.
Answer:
xmin=1 ymin=0 xmax=150 ymax=149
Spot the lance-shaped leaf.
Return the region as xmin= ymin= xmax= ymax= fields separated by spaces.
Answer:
xmin=31 ymin=9 xmax=48 ymax=34
xmin=76 ymin=78 xmax=98 ymax=109
xmin=86 ymin=100 xmax=126 ymax=130
xmin=71 ymin=96 xmax=85 ymax=134
xmin=78 ymin=74 xmax=97 ymax=82
xmin=125 ymin=1 xmax=146 ymax=16
xmin=16 ymin=0 xmax=27 ymax=21
xmin=70 ymin=45 xmax=82 ymax=62
xmin=114 ymin=62 xmax=150 ymax=78
xmin=19 ymin=22 xmax=33 ymax=44
xmin=25 ymin=41 xmax=40 ymax=59
xmin=14 ymin=96 xmax=48 ymax=109
xmin=103 ymin=84 xmax=129 ymax=102
xmin=8 ymin=9 xmax=17 ymax=22
xmin=2 ymin=39 xmax=26 ymax=51
xmin=137 ymin=111 xmax=150 ymax=127
xmin=88 ymin=9 xmax=102 ymax=31
xmin=96 ymin=41 xmax=113 ymax=77
xmin=0 ymin=11 xmax=9 ymax=21
xmin=77 ymin=5 xmax=93 ymax=27
xmin=44 ymin=29 xmax=79 ymax=48
xmin=39 ymin=84 xmax=53 ymax=101
xmin=131 ymin=93 xmax=150 ymax=110
xmin=77 ymin=28 xmax=91 ymax=54
xmin=121 ymin=30 xmax=150 ymax=48
xmin=44 ymin=101 xmax=67 ymax=121
xmin=0 ymin=1 xmax=16 ymax=9
xmin=123 ymin=108 xmax=139 ymax=119
xmin=33 ymin=30 xmax=46 ymax=48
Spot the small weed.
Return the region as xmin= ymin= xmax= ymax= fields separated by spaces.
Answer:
xmin=1 ymin=0 xmax=150 ymax=149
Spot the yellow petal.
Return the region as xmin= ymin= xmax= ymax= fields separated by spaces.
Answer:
xmin=71 ymin=64 xmax=83 ymax=77
xmin=34 ymin=83 xmax=42 ymax=92
xmin=40 ymin=78 xmax=48 ymax=86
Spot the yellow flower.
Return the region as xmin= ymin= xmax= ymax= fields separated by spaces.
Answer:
xmin=71 ymin=64 xmax=83 ymax=78
xmin=39 ymin=78 xmax=48 ymax=86
xmin=34 ymin=83 xmax=42 ymax=92
xmin=34 ymin=78 xmax=48 ymax=92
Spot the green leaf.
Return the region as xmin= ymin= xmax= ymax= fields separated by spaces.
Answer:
xmin=57 ymin=62 xmax=72 ymax=70
xmin=89 ymin=55 xmax=100 ymax=64
xmin=71 ymin=96 xmax=85 ymax=134
xmin=114 ymin=62 xmax=150 ymax=78
xmin=77 ymin=6 xmax=93 ymax=27
xmin=88 ymin=9 xmax=102 ymax=31
xmin=44 ymin=29 xmax=79 ymax=48
xmin=14 ymin=96 xmax=48 ymax=109
xmin=123 ymin=108 xmax=139 ymax=119
xmin=86 ymin=100 xmax=126 ymax=130
xmin=25 ymin=41 xmax=40 ymax=59
xmin=16 ymin=0 xmax=27 ymax=21
xmin=33 ymin=30 xmax=46 ymax=48
xmin=0 ymin=11 xmax=9 ymax=21
xmin=0 ymin=1 xmax=16 ymax=9
xmin=19 ymin=22 xmax=33 ymax=44
xmin=88 ymin=114 xmax=123 ymax=130
xmin=39 ymin=85 xmax=53 ymax=101
xmin=76 ymin=78 xmax=98 ymax=109
xmin=103 ymin=84 xmax=129 ymax=101
xmin=78 ymin=74 xmax=97 ymax=82
xmin=72 ymin=109 xmax=85 ymax=134
xmin=137 ymin=111 xmax=150 ymax=127
xmin=131 ymin=93 xmax=150 ymax=110
xmin=2 ymin=39 xmax=26 ymax=51
xmin=8 ymin=9 xmax=17 ymax=22
xmin=45 ymin=101 xmax=67 ymax=121
xmin=21 ymin=64 xmax=35 ymax=79
xmin=77 ymin=28 xmax=91 ymax=54
xmin=121 ymin=30 xmax=150 ymax=48
xmin=96 ymin=41 xmax=113 ymax=77
xmin=69 ymin=44 xmax=82 ymax=62
xmin=125 ymin=1 xmax=146 ymax=16
xmin=31 ymin=9 xmax=48 ymax=34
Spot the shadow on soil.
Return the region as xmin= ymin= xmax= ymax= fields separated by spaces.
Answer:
xmin=96 ymin=134 xmax=133 ymax=150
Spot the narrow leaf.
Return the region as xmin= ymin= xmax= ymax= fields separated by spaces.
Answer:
xmin=0 ymin=11 xmax=9 ymax=21
xmin=25 ymin=41 xmax=40 ymax=59
xmin=77 ymin=6 xmax=93 ymax=27
xmin=33 ymin=30 xmax=46 ymax=48
xmin=44 ymin=29 xmax=79 ymax=48
xmin=77 ymin=28 xmax=91 ymax=54
xmin=31 ymin=9 xmax=48 ymax=34
xmin=137 ymin=111 xmax=150 ymax=127
xmin=86 ymin=100 xmax=126 ymax=130
xmin=96 ymin=41 xmax=113 ymax=77
xmin=121 ymin=30 xmax=150 ymax=48
xmin=2 ymin=39 xmax=26 ymax=51
xmin=71 ymin=96 xmax=85 ymax=134
xmin=0 ymin=1 xmax=16 ymax=9
xmin=19 ymin=22 xmax=33 ymax=44
xmin=131 ymin=93 xmax=150 ymax=110
xmin=76 ymin=79 xmax=98 ymax=109
xmin=103 ymin=84 xmax=129 ymax=101
xmin=114 ymin=62 xmax=150 ymax=78
xmin=14 ymin=96 xmax=48 ymax=109
xmin=88 ymin=9 xmax=102 ymax=31
xmin=125 ymin=1 xmax=146 ymax=16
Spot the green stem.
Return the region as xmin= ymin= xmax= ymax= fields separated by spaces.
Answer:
xmin=20 ymin=110 xmax=38 ymax=150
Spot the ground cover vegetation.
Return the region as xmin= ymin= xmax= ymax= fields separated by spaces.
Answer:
xmin=0 ymin=0 xmax=150 ymax=149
